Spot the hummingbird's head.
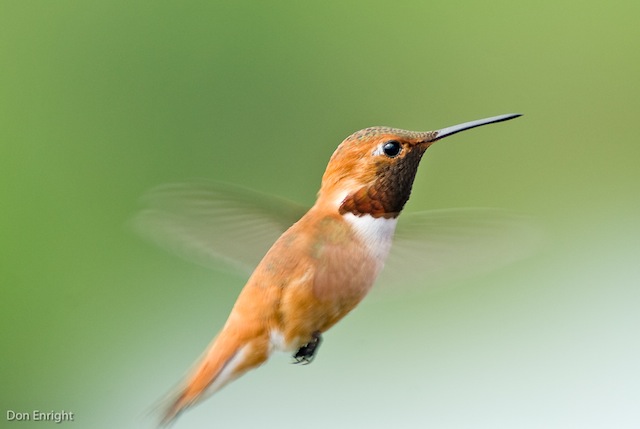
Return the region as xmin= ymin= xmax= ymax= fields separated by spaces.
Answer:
xmin=318 ymin=114 xmax=522 ymax=219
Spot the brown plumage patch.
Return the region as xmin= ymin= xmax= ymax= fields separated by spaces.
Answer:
xmin=339 ymin=147 xmax=426 ymax=218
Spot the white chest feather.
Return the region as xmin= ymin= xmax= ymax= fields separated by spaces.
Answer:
xmin=343 ymin=212 xmax=398 ymax=262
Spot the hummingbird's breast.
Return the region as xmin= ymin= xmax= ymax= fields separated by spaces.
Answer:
xmin=235 ymin=208 xmax=396 ymax=352
xmin=294 ymin=208 xmax=396 ymax=303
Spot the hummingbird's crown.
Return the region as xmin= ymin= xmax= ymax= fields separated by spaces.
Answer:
xmin=346 ymin=126 xmax=436 ymax=143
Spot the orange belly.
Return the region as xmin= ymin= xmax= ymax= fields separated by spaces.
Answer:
xmin=230 ymin=209 xmax=381 ymax=351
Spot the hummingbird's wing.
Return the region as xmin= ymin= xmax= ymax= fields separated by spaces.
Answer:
xmin=378 ymin=208 xmax=543 ymax=292
xmin=132 ymin=181 xmax=308 ymax=274
xmin=133 ymin=181 xmax=541 ymax=288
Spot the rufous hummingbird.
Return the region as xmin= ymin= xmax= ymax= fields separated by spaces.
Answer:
xmin=139 ymin=113 xmax=523 ymax=425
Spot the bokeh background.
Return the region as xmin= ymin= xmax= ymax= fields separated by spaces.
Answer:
xmin=2 ymin=1 xmax=639 ymax=428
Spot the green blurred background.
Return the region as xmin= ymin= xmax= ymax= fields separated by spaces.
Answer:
xmin=2 ymin=1 xmax=638 ymax=428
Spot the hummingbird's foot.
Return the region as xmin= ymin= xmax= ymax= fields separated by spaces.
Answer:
xmin=293 ymin=331 xmax=322 ymax=365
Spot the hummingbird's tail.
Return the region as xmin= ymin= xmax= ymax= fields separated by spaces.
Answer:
xmin=159 ymin=327 xmax=270 ymax=426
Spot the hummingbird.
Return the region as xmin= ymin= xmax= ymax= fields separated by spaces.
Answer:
xmin=137 ymin=113 xmax=524 ymax=425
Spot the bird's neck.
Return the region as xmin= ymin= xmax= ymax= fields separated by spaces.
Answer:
xmin=312 ymin=186 xmax=399 ymax=264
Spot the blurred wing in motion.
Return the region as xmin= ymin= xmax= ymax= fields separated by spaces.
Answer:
xmin=378 ymin=208 xmax=543 ymax=292
xmin=132 ymin=181 xmax=308 ymax=274
xmin=133 ymin=181 xmax=542 ymax=289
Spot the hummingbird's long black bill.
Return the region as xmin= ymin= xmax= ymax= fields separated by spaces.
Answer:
xmin=432 ymin=113 xmax=522 ymax=141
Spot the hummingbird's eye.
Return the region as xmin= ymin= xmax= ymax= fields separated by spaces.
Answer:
xmin=382 ymin=140 xmax=402 ymax=158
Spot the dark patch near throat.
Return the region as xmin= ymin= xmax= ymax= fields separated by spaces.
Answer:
xmin=339 ymin=149 xmax=425 ymax=219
